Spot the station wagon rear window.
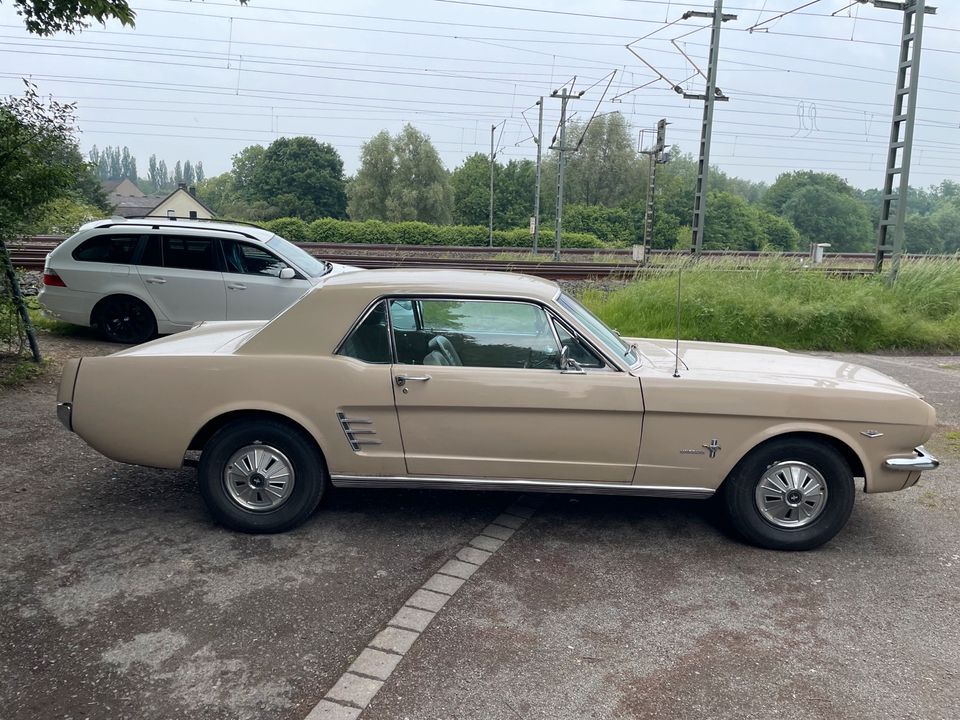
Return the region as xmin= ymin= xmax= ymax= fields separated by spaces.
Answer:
xmin=72 ymin=235 xmax=140 ymax=264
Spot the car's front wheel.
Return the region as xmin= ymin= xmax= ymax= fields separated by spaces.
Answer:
xmin=722 ymin=438 xmax=855 ymax=551
xmin=198 ymin=419 xmax=327 ymax=533
xmin=95 ymin=295 xmax=157 ymax=344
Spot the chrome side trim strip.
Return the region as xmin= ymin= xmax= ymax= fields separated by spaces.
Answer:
xmin=329 ymin=474 xmax=715 ymax=498
xmin=884 ymin=445 xmax=939 ymax=472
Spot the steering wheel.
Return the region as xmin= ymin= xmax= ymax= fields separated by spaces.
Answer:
xmin=523 ymin=347 xmax=560 ymax=370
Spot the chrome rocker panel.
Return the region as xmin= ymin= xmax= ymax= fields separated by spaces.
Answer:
xmin=329 ymin=474 xmax=715 ymax=499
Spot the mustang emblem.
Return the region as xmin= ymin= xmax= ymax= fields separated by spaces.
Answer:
xmin=702 ymin=439 xmax=722 ymax=458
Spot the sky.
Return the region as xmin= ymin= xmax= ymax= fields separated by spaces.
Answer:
xmin=1 ymin=0 xmax=958 ymax=190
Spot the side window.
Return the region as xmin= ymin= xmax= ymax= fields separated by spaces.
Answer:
xmin=392 ymin=298 xmax=558 ymax=369
xmin=222 ymin=239 xmax=289 ymax=278
xmin=389 ymin=299 xmax=417 ymax=331
xmin=338 ymin=302 xmax=391 ymax=364
xmin=72 ymin=234 xmax=140 ymax=264
xmin=554 ymin=322 xmax=603 ymax=368
xmin=161 ymin=235 xmax=218 ymax=271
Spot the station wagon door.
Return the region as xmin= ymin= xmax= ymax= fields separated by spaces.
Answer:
xmin=389 ymin=297 xmax=644 ymax=484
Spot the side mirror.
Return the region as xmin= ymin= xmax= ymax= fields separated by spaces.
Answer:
xmin=279 ymin=267 xmax=296 ymax=280
xmin=559 ymin=344 xmax=584 ymax=374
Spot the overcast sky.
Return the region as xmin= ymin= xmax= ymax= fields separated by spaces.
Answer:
xmin=2 ymin=0 xmax=958 ymax=189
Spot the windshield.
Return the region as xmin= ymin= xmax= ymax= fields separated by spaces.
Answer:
xmin=557 ymin=293 xmax=640 ymax=367
xmin=267 ymin=235 xmax=330 ymax=278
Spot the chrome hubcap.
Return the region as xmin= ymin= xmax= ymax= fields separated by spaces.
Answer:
xmin=223 ymin=444 xmax=295 ymax=511
xmin=754 ymin=461 xmax=828 ymax=528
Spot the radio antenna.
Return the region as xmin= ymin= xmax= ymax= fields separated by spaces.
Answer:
xmin=673 ymin=263 xmax=682 ymax=378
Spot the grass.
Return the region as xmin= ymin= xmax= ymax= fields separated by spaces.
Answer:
xmin=945 ymin=432 xmax=960 ymax=452
xmin=25 ymin=297 xmax=94 ymax=338
xmin=0 ymin=354 xmax=46 ymax=388
xmin=580 ymin=256 xmax=960 ymax=353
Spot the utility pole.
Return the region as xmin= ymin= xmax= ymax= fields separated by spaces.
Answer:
xmin=641 ymin=119 xmax=669 ymax=261
xmin=549 ymin=87 xmax=584 ymax=262
xmin=686 ymin=0 xmax=736 ymax=255
xmin=488 ymin=123 xmax=496 ymax=247
xmin=532 ymin=97 xmax=544 ymax=254
xmin=872 ymin=0 xmax=936 ymax=279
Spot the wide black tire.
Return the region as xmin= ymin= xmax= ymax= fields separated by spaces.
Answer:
xmin=198 ymin=419 xmax=327 ymax=533
xmin=722 ymin=438 xmax=855 ymax=551
xmin=96 ymin=295 xmax=157 ymax=344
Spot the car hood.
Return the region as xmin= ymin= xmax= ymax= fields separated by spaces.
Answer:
xmin=628 ymin=338 xmax=922 ymax=399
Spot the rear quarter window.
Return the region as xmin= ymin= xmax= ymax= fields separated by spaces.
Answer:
xmin=71 ymin=235 xmax=140 ymax=264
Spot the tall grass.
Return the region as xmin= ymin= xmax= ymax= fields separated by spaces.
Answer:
xmin=581 ymin=257 xmax=960 ymax=352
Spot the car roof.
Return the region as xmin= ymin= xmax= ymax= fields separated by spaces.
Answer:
xmin=82 ymin=217 xmax=275 ymax=242
xmin=319 ymin=268 xmax=561 ymax=302
xmin=238 ymin=268 xmax=564 ymax=357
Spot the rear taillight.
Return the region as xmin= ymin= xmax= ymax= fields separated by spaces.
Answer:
xmin=43 ymin=271 xmax=67 ymax=287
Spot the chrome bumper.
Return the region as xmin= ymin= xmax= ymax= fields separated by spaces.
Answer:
xmin=57 ymin=401 xmax=73 ymax=432
xmin=884 ymin=446 xmax=939 ymax=472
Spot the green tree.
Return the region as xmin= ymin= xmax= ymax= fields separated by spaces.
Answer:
xmin=561 ymin=113 xmax=644 ymax=207
xmin=780 ymin=186 xmax=873 ymax=252
xmin=704 ymin=192 xmax=764 ymax=250
xmin=195 ymin=160 xmax=205 ymax=183
xmin=231 ymin=144 xmax=265 ymax=200
xmin=182 ymin=159 xmax=195 ymax=186
xmin=449 ymin=154 xmax=535 ymax=229
xmin=349 ymin=125 xmax=453 ymax=224
xmin=348 ymin=131 xmax=394 ymax=221
xmin=450 ymin=152 xmax=488 ymax=226
xmin=904 ymin=214 xmax=943 ymax=255
xmin=1 ymin=81 xmax=89 ymax=360
xmin=6 ymin=0 xmax=248 ymax=36
xmin=249 ymin=136 xmax=347 ymax=220
xmin=762 ymin=171 xmax=857 ymax=215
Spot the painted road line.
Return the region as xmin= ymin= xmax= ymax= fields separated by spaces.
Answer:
xmin=304 ymin=496 xmax=542 ymax=720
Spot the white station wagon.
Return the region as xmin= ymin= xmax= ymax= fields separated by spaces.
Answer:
xmin=39 ymin=217 xmax=354 ymax=344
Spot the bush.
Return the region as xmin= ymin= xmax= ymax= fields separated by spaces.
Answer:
xmin=272 ymin=218 xmax=608 ymax=248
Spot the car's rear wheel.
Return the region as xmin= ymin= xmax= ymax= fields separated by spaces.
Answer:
xmin=722 ymin=438 xmax=855 ymax=551
xmin=96 ymin=295 xmax=156 ymax=344
xmin=198 ymin=419 xmax=326 ymax=533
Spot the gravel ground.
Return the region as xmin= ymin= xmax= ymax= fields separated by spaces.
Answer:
xmin=1 ymin=334 xmax=956 ymax=720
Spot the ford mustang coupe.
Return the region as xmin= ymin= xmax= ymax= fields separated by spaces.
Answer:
xmin=56 ymin=269 xmax=939 ymax=550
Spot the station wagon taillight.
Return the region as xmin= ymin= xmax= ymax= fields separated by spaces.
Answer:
xmin=42 ymin=271 xmax=67 ymax=287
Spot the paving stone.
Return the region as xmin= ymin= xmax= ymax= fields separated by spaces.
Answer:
xmin=348 ymin=648 xmax=403 ymax=681
xmin=325 ymin=673 xmax=383 ymax=709
xmin=422 ymin=572 xmax=465 ymax=596
xmin=389 ymin=606 xmax=435 ymax=632
xmin=456 ymin=546 xmax=493 ymax=566
xmin=469 ymin=535 xmax=504 ymax=552
xmin=481 ymin=523 xmax=515 ymax=541
xmin=407 ymin=588 xmax=450 ymax=613
xmin=370 ymin=626 xmax=420 ymax=655
xmin=492 ymin=513 xmax=526 ymax=529
xmin=437 ymin=559 xmax=479 ymax=579
xmin=304 ymin=699 xmax=361 ymax=720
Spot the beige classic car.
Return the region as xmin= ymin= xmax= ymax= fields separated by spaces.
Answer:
xmin=57 ymin=269 xmax=939 ymax=550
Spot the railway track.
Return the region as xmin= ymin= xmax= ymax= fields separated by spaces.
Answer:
xmin=5 ymin=236 xmax=889 ymax=280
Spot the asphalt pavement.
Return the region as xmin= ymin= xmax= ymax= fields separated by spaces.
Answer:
xmin=1 ymin=338 xmax=957 ymax=720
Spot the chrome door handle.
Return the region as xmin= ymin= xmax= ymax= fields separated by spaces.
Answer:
xmin=227 ymin=283 xmax=247 ymax=290
xmin=145 ymin=277 xmax=166 ymax=284
xmin=395 ymin=374 xmax=431 ymax=386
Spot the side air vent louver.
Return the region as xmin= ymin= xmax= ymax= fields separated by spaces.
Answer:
xmin=337 ymin=411 xmax=382 ymax=452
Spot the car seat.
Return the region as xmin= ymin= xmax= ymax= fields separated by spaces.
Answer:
xmin=426 ymin=335 xmax=462 ymax=366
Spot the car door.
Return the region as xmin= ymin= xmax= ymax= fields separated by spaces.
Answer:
xmin=220 ymin=239 xmax=312 ymax=320
xmin=389 ymin=297 xmax=644 ymax=484
xmin=136 ymin=234 xmax=226 ymax=326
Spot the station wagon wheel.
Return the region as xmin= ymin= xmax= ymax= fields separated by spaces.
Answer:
xmin=96 ymin=295 xmax=156 ymax=344
xmin=198 ymin=419 xmax=327 ymax=533
xmin=722 ymin=438 xmax=855 ymax=551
